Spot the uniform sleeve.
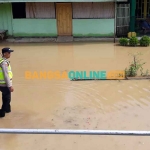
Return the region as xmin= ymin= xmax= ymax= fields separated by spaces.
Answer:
xmin=0 ymin=61 xmax=12 ymax=87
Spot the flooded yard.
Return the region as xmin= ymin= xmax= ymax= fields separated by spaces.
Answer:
xmin=0 ymin=42 xmax=150 ymax=150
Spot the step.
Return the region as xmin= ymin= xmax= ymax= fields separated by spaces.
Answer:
xmin=57 ymin=36 xmax=73 ymax=42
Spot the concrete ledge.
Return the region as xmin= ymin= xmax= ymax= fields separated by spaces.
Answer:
xmin=4 ymin=37 xmax=56 ymax=43
xmin=126 ymin=76 xmax=150 ymax=80
xmin=71 ymin=77 xmax=150 ymax=81
xmin=74 ymin=37 xmax=119 ymax=42
xmin=0 ymin=37 xmax=120 ymax=43
xmin=71 ymin=79 xmax=125 ymax=81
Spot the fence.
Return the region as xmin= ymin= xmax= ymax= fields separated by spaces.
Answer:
xmin=0 ymin=128 xmax=150 ymax=136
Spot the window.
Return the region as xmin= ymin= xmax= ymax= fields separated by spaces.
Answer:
xmin=26 ymin=2 xmax=55 ymax=19
xmin=72 ymin=2 xmax=115 ymax=19
xmin=12 ymin=3 xmax=26 ymax=19
xmin=12 ymin=2 xmax=55 ymax=19
xmin=136 ymin=0 xmax=150 ymax=18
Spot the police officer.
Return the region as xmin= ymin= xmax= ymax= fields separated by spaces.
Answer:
xmin=0 ymin=47 xmax=14 ymax=118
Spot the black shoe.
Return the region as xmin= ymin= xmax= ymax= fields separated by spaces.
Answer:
xmin=5 ymin=106 xmax=11 ymax=113
xmin=0 ymin=109 xmax=5 ymax=118
xmin=5 ymin=109 xmax=11 ymax=113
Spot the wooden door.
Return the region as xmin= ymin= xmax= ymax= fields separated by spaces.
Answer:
xmin=56 ymin=3 xmax=72 ymax=36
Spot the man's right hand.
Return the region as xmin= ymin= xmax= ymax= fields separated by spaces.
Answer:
xmin=9 ymin=86 xmax=14 ymax=92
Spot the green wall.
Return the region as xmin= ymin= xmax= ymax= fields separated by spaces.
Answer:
xmin=0 ymin=3 xmax=13 ymax=36
xmin=12 ymin=19 xmax=57 ymax=37
xmin=73 ymin=19 xmax=114 ymax=37
xmin=0 ymin=3 xmax=57 ymax=37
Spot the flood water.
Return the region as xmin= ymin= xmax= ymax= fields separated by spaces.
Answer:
xmin=0 ymin=42 xmax=150 ymax=150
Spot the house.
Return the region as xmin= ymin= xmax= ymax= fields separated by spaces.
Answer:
xmin=0 ymin=0 xmax=131 ymax=39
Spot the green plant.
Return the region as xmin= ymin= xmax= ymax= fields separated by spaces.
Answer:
xmin=125 ymin=52 xmax=146 ymax=77
xmin=119 ymin=38 xmax=128 ymax=46
xmin=141 ymin=69 xmax=150 ymax=77
xmin=129 ymin=36 xmax=139 ymax=46
xmin=139 ymin=35 xmax=150 ymax=46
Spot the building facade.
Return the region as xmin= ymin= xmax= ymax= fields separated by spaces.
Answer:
xmin=135 ymin=0 xmax=150 ymax=35
xmin=0 ymin=0 xmax=130 ymax=38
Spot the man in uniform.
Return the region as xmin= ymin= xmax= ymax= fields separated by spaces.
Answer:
xmin=0 ymin=47 xmax=14 ymax=118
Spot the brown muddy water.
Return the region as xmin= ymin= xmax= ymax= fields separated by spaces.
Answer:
xmin=0 ymin=42 xmax=150 ymax=150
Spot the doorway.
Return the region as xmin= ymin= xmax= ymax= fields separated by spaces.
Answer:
xmin=56 ymin=3 xmax=72 ymax=36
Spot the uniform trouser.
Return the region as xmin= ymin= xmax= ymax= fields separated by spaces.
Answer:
xmin=0 ymin=86 xmax=11 ymax=112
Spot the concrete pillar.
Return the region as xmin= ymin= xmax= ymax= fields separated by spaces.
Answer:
xmin=128 ymin=0 xmax=136 ymax=37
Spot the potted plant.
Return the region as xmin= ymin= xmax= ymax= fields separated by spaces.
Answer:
xmin=119 ymin=38 xmax=128 ymax=46
xmin=139 ymin=35 xmax=150 ymax=46
xmin=129 ymin=37 xmax=139 ymax=46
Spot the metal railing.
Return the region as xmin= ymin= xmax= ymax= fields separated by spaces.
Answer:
xmin=0 ymin=129 xmax=150 ymax=136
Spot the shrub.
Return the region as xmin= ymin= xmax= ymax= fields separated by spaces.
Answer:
xmin=139 ymin=35 xmax=150 ymax=46
xmin=125 ymin=52 xmax=146 ymax=77
xmin=119 ymin=38 xmax=128 ymax=46
xmin=129 ymin=37 xmax=139 ymax=46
